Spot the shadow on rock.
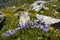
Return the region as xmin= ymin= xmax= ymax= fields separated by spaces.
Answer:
xmin=0 ymin=17 xmax=6 ymax=30
xmin=51 ymin=22 xmax=60 ymax=29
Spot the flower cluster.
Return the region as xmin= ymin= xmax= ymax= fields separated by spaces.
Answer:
xmin=2 ymin=18 xmax=49 ymax=37
xmin=2 ymin=29 xmax=15 ymax=37
xmin=18 ymin=18 xmax=49 ymax=32
xmin=31 ymin=19 xmax=49 ymax=32
xmin=2 ymin=27 xmax=21 ymax=37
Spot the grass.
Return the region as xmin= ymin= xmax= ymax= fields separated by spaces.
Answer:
xmin=0 ymin=1 xmax=60 ymax=40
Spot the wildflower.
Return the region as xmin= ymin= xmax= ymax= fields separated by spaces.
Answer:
xmin=2 ymin=33 xmax=7 ymax=37
xmin=7 ymin=29 xmax=15 ymax=35
xmin=22 ymin=24 xmax=27 ymax=28
xmin=44 ymin=24 xmax=49 ymax=28
xmin=28 ymin=21 xmax=32 ymax=24
xmin=35 ymin=20 xmax=40 ymax=24
xmin=49 ymin=27 xmax=54 ymax=31
xmin=28 ymin=21 xmax=34 ymax=26
xmin=2 ymin=33 xmax=9 ymax=37
xmin=41 ymin=21 xmax=45 ymax=24
xmin=34 ymin=25 xmax=40 ymax=28
xmin=20 ymin=25 xmax=23 ymax=28
xmin=25 ymin=22 xmax=29 ymax=27
xmin=36 ymin=14 xmax=43 ymax=21
xmin=18 ymin=25 xmax=21 ymax=27
xmin=43 ymin=28 xmax=49 ymax=32
xmin=39 ymin=24 xmax=44 ymax=29
xmin=39 ymin=17 xmax=43 ymax=21
xmin=31 ymin=22 xmax=34 ymax=26
xmin=15 ymin=27 xmax=21 ymax=31
xmin=41 ymin=22 xmax=45 ymax=26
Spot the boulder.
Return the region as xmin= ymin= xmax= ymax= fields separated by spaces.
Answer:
xmin=0 ymin=12 xmax=6 ymax=29
xmin=19 ymin=12 xmax=30 ymax=25
xmin=36 ymin=14 xmax=60 ymax=29
xmin=30 ymin=1 xmax=46 ymax=12
xmin=36 ymin=14 xmax=60 ymax=25
xmin=51 ymin=22 xmax=60 ymax=29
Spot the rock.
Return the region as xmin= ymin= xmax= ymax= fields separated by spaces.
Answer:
xmin=51 ymin=22 xmax=60 ymax=29
xmin=0 ymin=13 xmax=5 ymax=22
xmin=19 ymin=12 xmax=30 ymax=25
xmin=36 ymin=14 xmax=60 ymax=25
xmin=30 ymin=1 xmax=46 ymax=12
xmin=0 ymin=12 xmax=6 ymax=29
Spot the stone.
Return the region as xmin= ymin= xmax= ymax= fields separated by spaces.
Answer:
xmin=51 ymin=22 xmax=60 ymax=29
xmin=19 ymin=12 xmax=30 ymax=26
xmin=30 ymin=1 xmax=46 ymax=12
xmin=36 ymin=14 xmax=60 ymax=25
xmin=0 ymin=12 xmax=6 ymax=29
xmin=0 ymin=12 xmax=5 ymax=22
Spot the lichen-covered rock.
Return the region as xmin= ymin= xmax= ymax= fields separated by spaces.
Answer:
xmin=36 ymin=14 xmax=60 ymax=25
xmin=30 ymin=1 xmax=46 ymax=11
xmin=0 ymin=12 xmax=6 ymax=28
xmin=0 ymin=12 xmax=5 ymax=23
xmin=19 ymin=12 xmax=30 ymax=25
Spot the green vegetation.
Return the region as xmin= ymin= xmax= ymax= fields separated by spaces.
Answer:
xmin=0 ymin=0 xmax=60 ymax=40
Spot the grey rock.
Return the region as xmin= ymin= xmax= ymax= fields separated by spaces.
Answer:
xmin=30 ymin=1 xmax=46 ymax=12
xmin=19 ymin=12 xmax=30 ymax=25
xmin=0 ymin=12 xmax=6 ymax=29
xmin=36 ymin=14 xmax=60 ymax=25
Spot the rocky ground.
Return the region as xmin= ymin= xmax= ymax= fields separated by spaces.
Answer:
xmin=0 ymin=0 xmax=60 ymax=40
